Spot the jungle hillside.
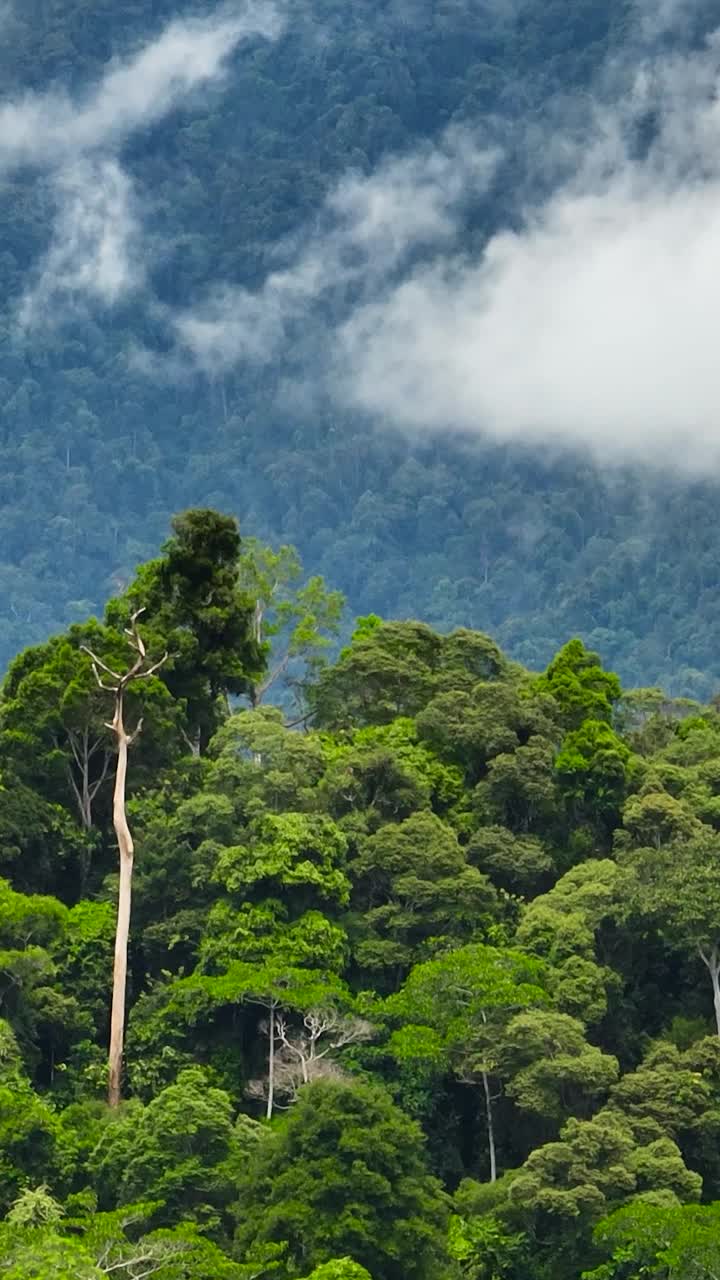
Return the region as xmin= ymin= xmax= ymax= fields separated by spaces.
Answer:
xmin=3 ymin=509 xmax=720 ymax=1279
xmin=1 ymin=0 xmax=720 ymax=692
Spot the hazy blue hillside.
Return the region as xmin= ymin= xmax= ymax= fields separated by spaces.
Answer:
xmin=2 ymin=0 xmax=720 ymax=692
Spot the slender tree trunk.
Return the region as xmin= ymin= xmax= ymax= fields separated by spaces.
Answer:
xmin=81 ymin=730 xmax=93 ymax=830
xmin=250 ymin=601 xmax=263 ymax=716
xmin=82 ymin=782 xmax=91 ymax=829
xmin=266 ymin=1001 xmax=276 ymax=1120
xmin=481 ymin=1068 xmax=497 ymax=1183
xmin=108 ymin=693 xmax=133 ymax=1108
xmin=180 ymin=727 xmax=202 ymax=758
xmin=68 ymin=763 xmax=93 ymax=830
xmin=67 ymin=729 xmax=93 ymax=830
xmin=700 ymin=945 xmax=720 ymax=1037
xmin=83 ymin=611 xmax=167 ymax=1109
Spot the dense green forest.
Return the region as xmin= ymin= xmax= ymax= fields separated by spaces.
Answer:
xmin=5 ymin=508 xmax=720 ymax=1277
xmin=2 ymin=0 xmax=720 ymax=694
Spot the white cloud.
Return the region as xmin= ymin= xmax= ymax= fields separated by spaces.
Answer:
xmin=19 ymin=160 xmax=142 ymax=327
xmin=169 ymin=32 xmax=720 ymax=473
xmin=634 ymin=0 xmax=700 ymax=42
xmin=108 ymin=0 xmax=720 ymax=478
xmin=9 ymin=1 xmax=282 ymax=329
xmin=337 ymin=183 xmax=720 ymax=466
xmin=329 ymin=36 xmax=720 ymax=472
xmin=0 ymin=2 xmax=282 ymax=172
xmin=172 ymin=128 xmax=498 ymax=371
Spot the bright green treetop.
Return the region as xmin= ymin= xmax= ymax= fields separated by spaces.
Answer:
xmin=233 ymin=1080 xmax=450 ymax=1280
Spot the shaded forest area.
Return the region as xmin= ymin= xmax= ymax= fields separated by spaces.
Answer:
xmin=2 ymin=0 xmax=720 ymax=694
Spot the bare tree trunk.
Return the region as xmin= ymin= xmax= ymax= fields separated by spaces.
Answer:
xmin=83 ymin=612 xmax=167 ymax=1109
xmin=82 ymin=775 xmax=92 ymax=828
xmin=76 ymin=728 xmax=93 ymax=829
xmin=700 ymin=945 xmax=720 ymax=1037
xmin=67 ymin=729 xmax=95 ymax=829
xmin=249 ymin=601 xmax=264 ymax=714
xmin=266 ymin=1001 xmax=276 ymax=1121
xmin=67 ymin=728 xmax=112 ymax=830
xmin=180 ymin=727 xmax=202 ymax=757
xmin=108 ymin=693 xmax=133 ymax=1109
xmin=67 ymin=763 xmax=93 ymax=830
xmin=481 ymin=1068 xmax=497 ymax=1183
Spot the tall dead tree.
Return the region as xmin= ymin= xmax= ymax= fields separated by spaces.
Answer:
xmin=83 ymin=611 xmax=167 ymax=1108
xmin=246 ymin=1007 xmax=375 ymax=1114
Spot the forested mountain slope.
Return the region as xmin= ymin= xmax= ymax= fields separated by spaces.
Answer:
xmin=5 ymin=512 xmax=720 ymax=1278
xmin=2 ymin=0 xmax=720 ymax=693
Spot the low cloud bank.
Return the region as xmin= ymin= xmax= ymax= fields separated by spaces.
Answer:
xmin=11 ymin=2 xmax=282 ymax=327
xmin=172 ymin=129 xmax=498 ymax=373
xmin=337 ymin=170 xmax=720 ymax=469
xmin=0 ymin=2 xmax=281 ymax=171
xmin=173 ymin=25 xmax=720 ymax=472
xmin=331 ymin=37 xmax=720 ymax=470
xmin=13 ymin=0 xmax=720 ymax=473
xmin=19 ymin=161 xmax=141 ymax=326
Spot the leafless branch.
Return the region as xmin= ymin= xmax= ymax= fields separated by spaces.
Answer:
xmin=89 ymin=750 xmax=112 ymax=802
xmin=128 ymin=654 xmax=169 ymax=681
xmin=81 ymin=646 xmax=123 ymax=685
xmin=263 ymin=1007 xmax=375 ymax=1100
xmin=67 ymin=766 xmax=84 ymax=815
xmin=283 ymin=709 xmax=317 ymax=730
xmin=128 ymin=718 xmax=145 ymax=746
xmin=67 ymin=730 xmax=84 ymax=770
xmin=256 ymin=651 xmax=292 ymax=700
xmin=82 ymin=615 xmax=166 ymax=703
xmin=180 ymin=727 xmax=201 ymax=757
xmin=125 ymin=609 xmax=148 ymax=659
xmin=100 ymin=1241 xmax=187 ymax=1277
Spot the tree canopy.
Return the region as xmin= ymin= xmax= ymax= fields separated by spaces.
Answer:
xmin=1 ymin=509 xmax=719 ymax=1278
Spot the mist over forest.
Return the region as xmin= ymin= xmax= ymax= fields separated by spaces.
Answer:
xmin=8 ymin=5 xmax=720 ymax=1279
xmin=1 ymin=0 xmax=720 ymax=692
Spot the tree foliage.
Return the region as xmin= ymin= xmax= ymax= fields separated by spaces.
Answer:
xmin=2 ymin=510 xmax=720 ymax=1278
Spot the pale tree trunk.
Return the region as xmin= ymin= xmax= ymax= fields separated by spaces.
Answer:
xmin=81 ymin=765 xmax=92 ymax=829
xmin=67 ymin=727 xmax=111 ymax=830
xmin=108 ymin=692 xmax=133 ymax=1109
xmin=699 ymin=944 xmax=720 ymax=1037
xmin=250 ymin=601 xmax=264 ymax=714
xmin=69 ymin=727 xmax=93 ymax=829
xmin=478 ymin=1009 xmax=497 ymax=1183
xmin=180 ymin=727 xmax=202 ymax=757
xmin=266 ymin=1000 xmax=277 ymax=1120
xmin=69 ymin=763 xmax=93 ymax=830
xmin=82 ymin=611 xmax=167 ymax=1109
xmin=481 ymin=1068 xmax=497 ymax=1184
